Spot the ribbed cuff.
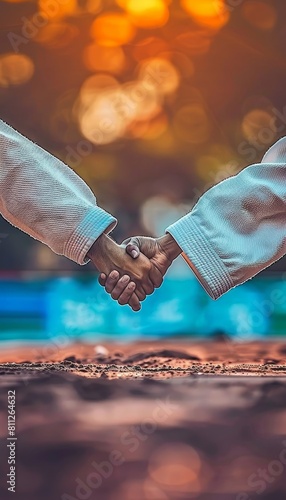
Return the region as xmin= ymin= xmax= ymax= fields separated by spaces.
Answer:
xmin=166 ymin=216 xmax=234 ymax=300
xmin=64 ymin=207 xmax=117 ymax=265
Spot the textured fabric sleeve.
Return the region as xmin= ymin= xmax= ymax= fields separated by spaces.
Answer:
xmin=166 ymin=137 xmax=286 ymax=299
xmin=0 ymin=119 xmax=117 ymax=264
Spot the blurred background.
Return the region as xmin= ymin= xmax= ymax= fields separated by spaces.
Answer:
xmin=0 ymin=0 xmax=286 ymax=341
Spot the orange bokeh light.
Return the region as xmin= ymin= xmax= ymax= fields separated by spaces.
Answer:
xmin=174 ymin=103 xmax=211 ymax=144
xmin=131 ymin=113 xmax=168 ymax=140
xmin=83 ymin=44 xmax=125 ymax=74
xmin=90 ymin=12 xmax=136 ymax=47
xmin=181 ymin=0 xmax=230 ymax=29
xmin=123 ymin=81 xmax=161 ymax=121
xmin=0 ymin=53 xmax=34 ymax=88
xmin=38 ymin=0 xmax=78 ymax=20
xmin=242 ymin=108 xmax=275 ymax=145
xmin=34 ymin=22 xmax=79 ymax=48
xmin=83 ymin=0 xmax=102 ymax=14
xmin=159 ymin=50 xmax=195 ymax=79
xmin=138 ymin=57 xmax=180 ymax=95
xmin=121 ymin=0 xmax=169 ymax=29
xmin=76 ymin=76 xmax=162 ymax=145
xmin=242 ymin=1 xmax=277 ymax=31
xmin=79 ymin=89 xmax=129 ymax=145
xmin=75 ymin=74 xmax=119 ymax=119
xmin=132 ymin=37 xmax=169 ymax=62
xmin=148 ymin=443 xmax=202 ymax=491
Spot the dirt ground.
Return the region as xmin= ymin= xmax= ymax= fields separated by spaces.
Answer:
xmin=1 ymin=340 xmax=286 ymax=500
xmin=1 ymin=339 xmax=286 ymax=378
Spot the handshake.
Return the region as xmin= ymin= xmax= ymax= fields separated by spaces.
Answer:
xmin=88 ymin=233 xmax=182 ymax=311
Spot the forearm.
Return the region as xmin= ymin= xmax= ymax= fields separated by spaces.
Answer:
xmin=167 ymin=138 xmax=286 ymax=299
xmin=0 ymin=120 xmax=116 ymax=264
xmin=157 ymin=233 xmax=182 ymax=261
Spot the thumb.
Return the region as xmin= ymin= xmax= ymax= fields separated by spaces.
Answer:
xmin=98 ymin=273 xmax=107 ymax=286
xmin=122 ymin=237 xmax=141 ymax=259
xmin=126 ymin=242 xmax=140 ymax=259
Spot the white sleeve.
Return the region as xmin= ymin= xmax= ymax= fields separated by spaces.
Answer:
xmin=0 ymin=120 xmax=117 ymax=264
xmin=167 ymin=137 xmax=286 ymax=299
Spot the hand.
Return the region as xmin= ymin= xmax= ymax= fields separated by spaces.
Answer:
xmin=99 ymin=233 xmax=181 ymax=306
xmin=125 ymin=233 xmax=182 ymax=275
xmin=88 ymin=233 xmax=163 ymax=311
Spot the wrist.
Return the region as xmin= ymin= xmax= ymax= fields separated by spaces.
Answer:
xmin=87 ymin=233 xmax=103 ymax=258
xmin=87 ymin=233 xmax=112 ymax=267
xmin=157 ymin=233 xmax=182 ymax=262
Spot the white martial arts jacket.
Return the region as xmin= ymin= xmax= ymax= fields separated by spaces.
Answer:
xmin=0 ymin=119 xmax=285 ymax=300
xmin=168 ymin=137 xmax=286 ymax=299
xmin=0 ymin=119 xmax=116 ymax=265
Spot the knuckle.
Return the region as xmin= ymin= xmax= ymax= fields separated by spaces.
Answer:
xmin=145 ymin=261 xmax=152 ymax=272
xmin=118 ymin=297 xmax=127 ymax=305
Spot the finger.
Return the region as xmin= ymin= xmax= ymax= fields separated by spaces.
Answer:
xmin=111 ymin=275 xmax=131 ymax=300
xmin=126 ymin=243 xmax=140 ymax=259
xmin=118 ymin=282 xmax=137 ymax=306
xmin=142 ymin=277 xmax=155 ymax=296
xmin=121 ymin=236 xmax=131 ymax=247
xmin=104 ymin=270 xmax=121 ymax=294
xmin=128 ymin=293 xmax=141 ymax=312
xmin=122 ymin=236 xmax=140 ymax=248
xmin=135 ymin=286 xmax=146 ymax=302
xmin=149 ymin=265 xmax=164 ymax=288
xmin=98 ymin=273 xmax=107 ymax=287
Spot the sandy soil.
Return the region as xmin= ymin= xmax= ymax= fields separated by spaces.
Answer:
xmin=1 ymin=340 xmax=286 ymax=500
xmin=1 ymin=339 xmax=286 ymax=378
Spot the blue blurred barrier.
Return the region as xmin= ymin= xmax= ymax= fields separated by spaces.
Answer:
xmin=0 ymin=274 xmax=285 ymax=342
xmin=0 ymin=279 xmax=46 ymax=341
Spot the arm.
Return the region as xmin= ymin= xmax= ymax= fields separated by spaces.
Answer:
xmin=101 ymin=137 xmax=286 ymax=302
xmin=0 ymin=120 xmax=163 ymax=310
xmin=0 ymin=119 xmax=116 ymax=264
xmin=167 ymin=137 xmax=286 ymax=299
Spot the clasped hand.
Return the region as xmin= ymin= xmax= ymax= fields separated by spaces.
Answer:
xmin=88 ymin=233 xmax=181 ymax=311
